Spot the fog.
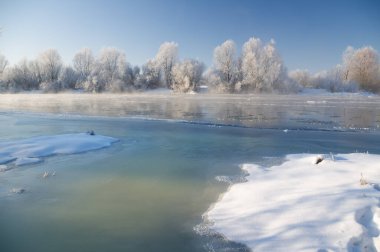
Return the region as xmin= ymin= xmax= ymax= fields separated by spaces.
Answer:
xmin=0 ymin=93 xmax=379 ymax=131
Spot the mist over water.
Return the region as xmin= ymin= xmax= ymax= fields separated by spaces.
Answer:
xmin=0 ymin=93 xmax=380 ymax=131
xmin=1 ymin=94 xmax=380 ymax=251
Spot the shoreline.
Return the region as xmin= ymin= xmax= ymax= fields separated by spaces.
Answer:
xmin=202 ymin=153 xmax=380 ymax=251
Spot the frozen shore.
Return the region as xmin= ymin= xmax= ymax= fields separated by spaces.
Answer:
xmin=206 ymin=153 xmax=380 ymax=251
xmin=0 ymin=133 xmax=119 ymax=167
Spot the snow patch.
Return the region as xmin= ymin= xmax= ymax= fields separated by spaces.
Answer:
xmin=306 ymin=100 xmax=327 ymax=104
xmin=0 ymin=164 xmax=12 ymax=172
xmin=0 ymin=133 xmax=119 ymax=166
xmin=205 ymin=153 xmax=380 ymax=251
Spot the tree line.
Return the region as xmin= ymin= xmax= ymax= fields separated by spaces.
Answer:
xmin=290 ymin=46 xmax=380 ymax=93
xmin=0 ymin=37 xmax=379 ymax=93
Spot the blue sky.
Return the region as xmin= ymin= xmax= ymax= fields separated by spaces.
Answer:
xmin=0 ymin=0 xmax=379 ymax=73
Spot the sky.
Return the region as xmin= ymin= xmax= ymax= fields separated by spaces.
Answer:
xmin=0 ymin=0 xmax=379 ymax=73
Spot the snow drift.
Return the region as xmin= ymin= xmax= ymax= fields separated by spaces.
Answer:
xmin=206 ymin=153 xmax=380 ymax=251
xmin=0 ymin=133 xmax=118 ymax=167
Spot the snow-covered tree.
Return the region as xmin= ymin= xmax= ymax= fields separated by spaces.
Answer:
xmin=38 ymin=49 xmax=63 ymax=82
xmin=263 ymin=40 xmax=287 ymax=91
xmin=241 ymin=38 xmax=287 ymax=92
xmin=289 ymin=69 xmax=312 ymax=88
xmin=59 ymin=66 xmax=78 ymax=89
xmin=203 ymin=69 xmax=226 ymax=93
xmin=83 ymin=75 xmax=102 ymax=93
xmin=305 ymin=66 xmax=358 ymax=93
xmin=120 ymin=63 xmax=137 ymax=88
xmin=241 ymin=37 xmax=262 ymax=91
xmin=7 ymin=59 xmax=41 ymax=90
xmin=0 ymin=54 xmax=8 ymax=90
xmin=0 ymin=54 xmax=8 ymax=76
xmin=73 ymin=48 xmax=94 ymax=85
xmin=28 ymin=60 xmax=43 ymax=86
xmin=154 ymin=42 xmax=178 ymax=89
xmin=85 ymin=47 xmax=127 ymax=92
xmin=342 ymin=46 xmax=354 ymax=81
xmin=131 ymin=66 xmax=140 ymax=86
xmin=213 ymin=40 xmax=237 ymax=90
xmin=136 ymin=60 xmax=161 ymax=89
xmin=172 ymin=59 xmax=205 ymax=93
xmin=97 ymin=47 xmax=126 ymax=83
xmin=40 ymin=80 xmax=62 ymax=93
xmin=8 ymin=59 xmax=30 ymax=90
xmin=342 ymin=46 xmax=380 ymax=92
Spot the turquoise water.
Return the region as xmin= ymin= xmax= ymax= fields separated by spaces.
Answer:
xmin=1 ymin=94 xmax=380 ymax=251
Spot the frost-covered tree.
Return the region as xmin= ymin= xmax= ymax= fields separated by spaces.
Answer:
xmin=40 ymin=80 xmax=62 ymax=93
xmin=203 ymin=69 xmax=226 ymax=93
xmin=0 ymin=54 xmax=8 ymax=90
xmin=28 ymin=60 xmax=43 ymax=86
xmin=59 ymin=66 xmax=78 ymax=89
xmin=262 ymin=41 xmax=287 ymax=91
xmin=304 ymin=66 xmax=358 ymax=93
xmin=154 ymin=42 xmax=178 ymax=89
xmin=289 ymin=69 xmax=312 ymax=88
xmin=8 ymin=59 xmax=31 ymax=90
xmin=342 ymin=46 xmax=380 ymax=92
xmin=241 ymin=38 xmax=287 ymax=92
xmin=73 ymin=48 xmax=94 ymax=85
xmin=97 ymin=47 xmax=126 ymax=83
xmin=131 ymin=66 xmax=140 ymax=86
xmin=38 ymin=49 xmax=63 ymax=83
xmin=136 ymin=60 xmax=161 ymax=89
xmin=120 ymin=63 xmax=138 ymax=89
xmin=7 ymin=59 xmax=41 ymax=90
xmin=0 ymin=54 xmax=8 ymax=76
xmin=241 ymin=37 xmax=262 ymax=91
xmin=213 ymin=40 xmax=237 ymax=90
xmin=342 ymin=46 xmax=354 ymax=81
xmin=86 ymin=47 xmax=127 ymax=92
xmin=172 ymin=59 xmax=205 ymax=93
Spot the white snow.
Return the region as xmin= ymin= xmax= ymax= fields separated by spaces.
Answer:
xmin=0 ymin=133 xmax=118 ymax=166
xmin=206 ymin=153 xmax=380 ymax=251
xmin=0 ymin=165 xmax=12 ymax=172
xmin=187 ymin=90 xmax=197 ymax=95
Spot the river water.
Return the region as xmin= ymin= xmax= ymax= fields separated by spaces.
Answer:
xmin=0 ymin=93 xmax=380 ymax=252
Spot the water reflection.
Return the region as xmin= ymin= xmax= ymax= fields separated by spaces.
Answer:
xmin=0 ymin=93 xmax=379 ymax=130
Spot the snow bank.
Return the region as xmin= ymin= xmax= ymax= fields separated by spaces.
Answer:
xmin=206 ymin=153 xmax=380 ymax=251
xmin=0 ymin=133 xmax=118 ymax=166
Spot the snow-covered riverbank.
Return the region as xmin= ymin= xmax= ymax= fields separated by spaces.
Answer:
xmin=206 ymin=153 xmax=380 ymax=251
